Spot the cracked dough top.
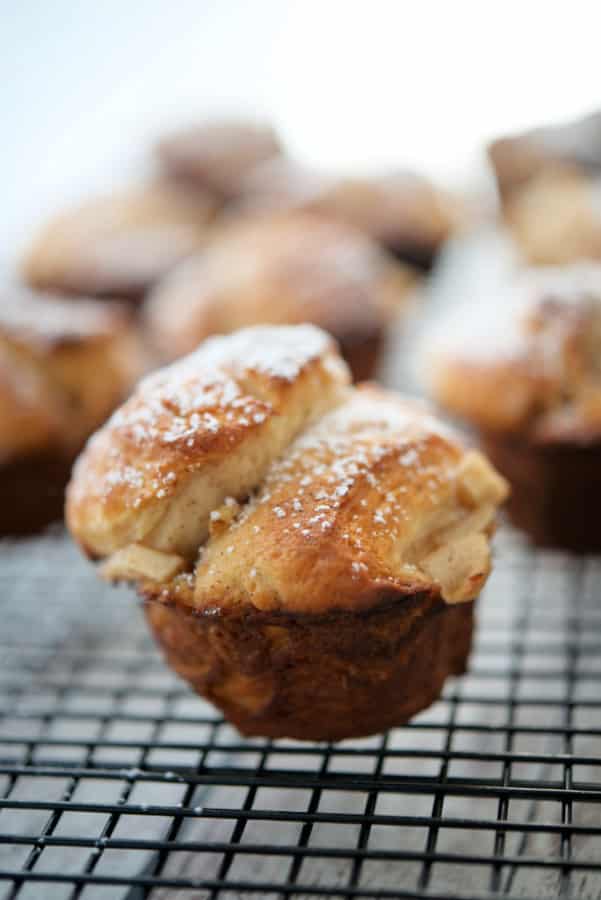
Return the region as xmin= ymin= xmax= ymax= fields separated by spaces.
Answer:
xmin=67 ymin=324 xmax=507 ymax=611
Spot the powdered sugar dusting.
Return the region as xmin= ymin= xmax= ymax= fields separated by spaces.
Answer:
xmin=229 ymin=388 xmax=459 ymax=546
xmin=190 ymin=324 xmax=334 ymax=383
xmin=427 ymin=262 xmax=601 ymax=367
xmin=86 ymin=325 xmax=338 ymax=508
xmin=106 ymin=323 xmax=334 ymax=452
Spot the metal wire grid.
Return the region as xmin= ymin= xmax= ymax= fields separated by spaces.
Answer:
xmin=1 ymin=527 xmax=601 ymax=900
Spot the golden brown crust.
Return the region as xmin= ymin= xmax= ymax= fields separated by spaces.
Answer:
xmin=66 ymin=325 xmax=351 ymax=559
xmin=0 ymin=289 xmax=144 ymax=464
xmin=144 ymin=214 xmax=415 ymax=377
xmin=22 ymin=181 xmax=215 ymax=301
xmin=67 ymin=325 xmax=506 ymax=611
xmin=189 ymin=387 xmax=506 ymax=614
xmin=157 ymin=119 xmax=281 ymax=198
xmin=431 ymin=264 xmax=601 ymax=442
xmin=144 ymin=591 xmax=474 ymax=741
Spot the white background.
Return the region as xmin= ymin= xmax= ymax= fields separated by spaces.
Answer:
xmin=2 ymin=0 xmax=600 ymax=256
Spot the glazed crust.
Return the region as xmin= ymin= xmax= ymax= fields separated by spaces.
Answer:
xmin=144 ymin=214 xmax=415 ymax=380
xmin=144 ymin=589 xmax=474 ymax=741
xmin=157 ymin=119 xmax=281 ymax=199
xmin=22 ymin=181 xmax=215 ymax=301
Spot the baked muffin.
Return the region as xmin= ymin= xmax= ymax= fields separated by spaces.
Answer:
xmin=235 ymin=160 xmax=460 ymax=268
xmin=489 ymin=109 xmax=601 ymax=202
xmin=22 ymin=181 xmax=215 ymax=302
xmin=144 ymin=214 xmax=417 ymax=382
xmin=157 ymin=118 xmax=281 ymax=199
xmin=66 ymin=324 xmax=507 ymax=741
xmin=505 ymin=168 xmax=601 ymax=265
xmin=430 ymin=264 xmax=601 ymax=550
xmin=0 ymin=287 xmax=144 ymax=534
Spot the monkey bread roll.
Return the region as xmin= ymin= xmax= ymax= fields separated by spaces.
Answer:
xmin=144 ymin=214 xmax=416 ymax=382
xmin=22 ymin=181 xmax=215 ymax=303
xmin=0 ymin=287 xmax=145 ymax=534
xmin=430 ymin=264 xmax=601 ymax=551
xmin=67 ymin=324 xmax=507 ymax=741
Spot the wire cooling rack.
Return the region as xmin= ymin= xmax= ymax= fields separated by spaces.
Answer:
xmin=1 ymin=526 xmax=601 ymax=900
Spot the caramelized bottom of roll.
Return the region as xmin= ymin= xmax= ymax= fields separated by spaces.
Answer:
xmin=144 ymin=591 xmax=474 ymax=742
xmin=482 ymin=433 xmax=601 ymax=552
